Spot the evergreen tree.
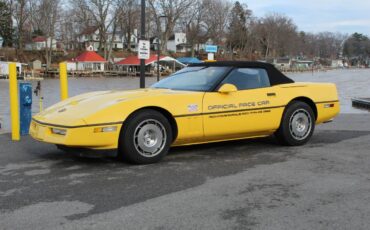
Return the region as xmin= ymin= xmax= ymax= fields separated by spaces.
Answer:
xmin=0 ymin=1 xmax=13 ymax=47
xmin=343 ymin=33 xmax=370 ymax=58
xmin=226 ymin=1 xmax=252 ymax=53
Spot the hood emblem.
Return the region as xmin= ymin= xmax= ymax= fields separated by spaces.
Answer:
xmin=58 ymin=108 xmax=67 ymax=113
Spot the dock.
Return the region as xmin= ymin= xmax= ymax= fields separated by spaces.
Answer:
xmin=352 ymin=98 xmax=370 ymax=110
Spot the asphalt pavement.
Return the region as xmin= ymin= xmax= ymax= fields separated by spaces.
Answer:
xmin=0 ymin=113 xmax=370 ymax=230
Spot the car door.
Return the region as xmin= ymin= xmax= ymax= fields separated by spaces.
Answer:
xmin=202 ymin=67 xmax=284 ymax=141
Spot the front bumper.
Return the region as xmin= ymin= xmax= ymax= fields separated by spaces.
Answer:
xmin=29 ymin=120 xmax=122 ymax=149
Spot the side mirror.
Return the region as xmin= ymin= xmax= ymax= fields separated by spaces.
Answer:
xmin=218 ymin=84 xmax=238 ymax=94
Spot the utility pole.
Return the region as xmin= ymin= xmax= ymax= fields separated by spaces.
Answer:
xmin=156 ymin=16 xmax=167 ymax=82
xmin=140 ymin=0 xmax=146 ymax=88
xmin=157 ymin=23 xmax=160 ymax=82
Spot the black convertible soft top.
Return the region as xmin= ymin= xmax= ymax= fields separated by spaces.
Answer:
xmin=189 ymin=61 xmax=294 ymax=86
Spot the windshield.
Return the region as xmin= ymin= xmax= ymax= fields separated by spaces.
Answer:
xmin=151 ymin=66 xmax=231 ymax=91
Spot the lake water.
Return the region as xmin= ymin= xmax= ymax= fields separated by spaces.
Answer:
xmin=0 ymin=69 xmax=369 ymax=132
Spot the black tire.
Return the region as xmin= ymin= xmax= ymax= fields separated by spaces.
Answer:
xmin=118 ymin=109 xmax=172 ymax=164
xmin=275 ymin=101 xmax=315 ymax=146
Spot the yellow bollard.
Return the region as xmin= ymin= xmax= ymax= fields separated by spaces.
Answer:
xmin=39 ymin=97 xmax=43 ymax=112
xmin=9 ymin=63 xmax=20 ymax=141
xmin=59 ymin=62 xmax=68 ymax=101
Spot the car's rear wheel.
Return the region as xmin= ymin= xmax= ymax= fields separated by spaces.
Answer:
xmin=118 ymin=109 xmax=172 ymax=164
xmin=275 ymin=101 xmax=315 ymax=146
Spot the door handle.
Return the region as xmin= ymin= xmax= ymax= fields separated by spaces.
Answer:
xmin=267 ymin=93 xmax=276 ymax=97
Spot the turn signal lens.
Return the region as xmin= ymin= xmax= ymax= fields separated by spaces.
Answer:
xmin=94 ymin=126 xmax=117 ymax=133
xmin=324 ymin=104 xmax=335 ymax=108
xmin=51 ymin=128 xmax=67 ymax=135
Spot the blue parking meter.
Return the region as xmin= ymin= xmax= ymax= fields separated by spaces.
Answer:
xmin=19 ymin=83 xmax=32 ymax=136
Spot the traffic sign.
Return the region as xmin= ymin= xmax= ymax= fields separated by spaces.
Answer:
xmin=205 ymin=45 xmax=218 ymax=53
xmin=138 ymin=40 xmax=150 ymax=60
xmin=207 ymin=53 xmax=214 ymax=61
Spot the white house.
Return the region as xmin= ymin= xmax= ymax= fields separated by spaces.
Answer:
xmin=167 ymin=33 xmax=190 ymax=53
xmin=77 ymin=26 xmax=101 ymax=51
xmin=107 ymin=33 xmax=124 ymax=50
xmin=331 ymin=59 xmax=344 ymax=68
xmin=25 ymin=36 xmax=58 ymax=51
xmin=122 ymin=29 xmax=139 ymax=51
xmin=78 ymin=26 xmax=138 ymax=51
xmin=274 ymin=58 xmax=292 ymax=70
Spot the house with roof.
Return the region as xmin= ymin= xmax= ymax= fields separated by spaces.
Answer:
xmin=274 ymin=58 xmax=293 ymax=70
xmin=167 ymin=33 xmax=191 ymax=53
xmin=121 ymin=29 xmax=139 ymax=51
xmin=77 ymin=26 xmax=101 ymax=51
xmin=150 ymin=33 xmax=190 ymax=53
xmin=331 ymin=59 xmax=344 ymax=68
xmin=25 ymin=36 xmax=58 ymax=51
xmin=78 ymin=26 xmax=138 ymax=51
xmin=67 ymin=45 xmax=107 ymax=72
xmin=150 ymin=36 xmax=161 ymax=51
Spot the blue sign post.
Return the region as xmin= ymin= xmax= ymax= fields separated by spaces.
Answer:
xmin=19 ymin=83 xmax=32 ymax=136
xmin=205 ymin=45 xmax=218 ymax=53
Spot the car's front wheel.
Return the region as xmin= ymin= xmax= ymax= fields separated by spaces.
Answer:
xmin=118 ymin=109 xmax=172 ymax=164
xmin=275 ymin=101 xmax=315 ymax=146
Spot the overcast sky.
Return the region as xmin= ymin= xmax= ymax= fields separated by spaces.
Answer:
xmin=242 ymin=0 xmax=370 ymax=35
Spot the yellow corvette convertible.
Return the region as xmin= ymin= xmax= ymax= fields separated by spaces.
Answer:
xmin=30 ymin=62 xmax=339 ymax=164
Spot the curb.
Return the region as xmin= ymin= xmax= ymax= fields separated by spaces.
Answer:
xmin=0 ymin=130 xmax=10 ymax=135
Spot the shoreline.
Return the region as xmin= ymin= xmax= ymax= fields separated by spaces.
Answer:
xmin=2 ymin=67 xmax=369 ymax=81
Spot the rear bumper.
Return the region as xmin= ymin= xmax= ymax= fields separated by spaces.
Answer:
xmin=29 ymin=119 xmax=122 ymax=149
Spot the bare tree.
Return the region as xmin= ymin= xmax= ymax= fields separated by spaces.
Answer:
xmin=59 ymin=10 xmax=77 ymax=51
xmin=182 ymin=0 xmax=232 ymax=57
xmin=71 ymin=0 xmax=115 ymax=58
xmin=69 ymin=0 xmax=95 ymax=29
xmin=106 ymin=1 xmax=126 ymax=62
xmin=149 ymin=0 xmax=195 ymax=52
xmin=43 ymin=0 xmax=59 ymax=69
xmin=29 ymin=0 xmax=60 ymax=68
xmin=316 ymin=32 xmax=347 ymax=59
xmin=180 ymin=0 xmax=207 ymax=57
xmin=117 ymin=0 xmax=140 ymax=52
xmin=203 ymin=0 xmax=231 ymax=46
xmin=12 ymin=0 xmax=30 ymax=53
xmin=255 ymin=13 xmax=298 ymax=58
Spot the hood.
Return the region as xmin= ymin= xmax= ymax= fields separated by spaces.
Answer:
xmin=33 ymin=88 xmax=171 ymax=126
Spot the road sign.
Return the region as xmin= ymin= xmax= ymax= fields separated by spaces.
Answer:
xmin=205 ymin=45 xmax=218 ymax=53
xmin=207 ymin=53 xmax=215 ymax=61
xmin=138 ymin=40 xmax=150 ymax=60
